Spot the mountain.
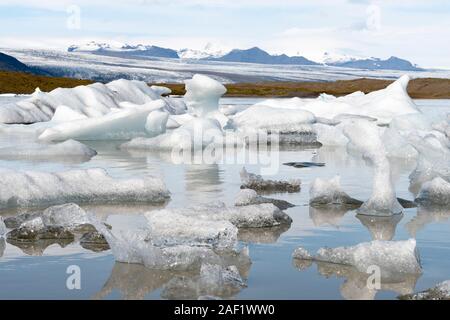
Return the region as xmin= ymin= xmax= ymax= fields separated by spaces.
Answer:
xmin=178 ymin=43 xmax=227 ymax=59
xmin=209 ymin=47 xmax=318 ymax=65
xmin=0 ymin=51 xmax=36 ymax=73
xmin=328 ymin=56 xmax=421 ymax=71
xmin=68 ymin=41 xmax=179 ymax=59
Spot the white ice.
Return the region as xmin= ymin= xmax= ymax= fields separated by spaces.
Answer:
xmin=144 ymin=210 xmax=238 ymax=250
xmin=0 ymin=217 xmax=6 ymax=237
xmin=415 ymin=177 xmax=450 ymax=206
xmin=0 ymin=168 xmax=170 ymax=209
xmin=41 ymin=203 xmax=91 ymax=228
xmin=309 ymin=176 xmax=361 ymax=206
xmin=38 ymin=100 xmax=166 ymax=141
xmin=240 ymin=167 xmax=300 ymax=192
xmin=343 ymin=120 xmax=403 ymax=216
xmin=150 ymin=201 xmax=291 ymax=228
xmin=145 ymin=110 xmax=169 ymax=137
xmin=184 ymin=74 xmax=226 ymax=117
xmin=0 ymin=140 xmax=97 ymax=160
xmin=293 ymin=239 xmax=422 ymax=277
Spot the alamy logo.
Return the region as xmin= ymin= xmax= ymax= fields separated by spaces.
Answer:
xmin=366 ymin=265 xmax=381 ymax=290
xmin=66 ymin=265 xmax=81 ymax=290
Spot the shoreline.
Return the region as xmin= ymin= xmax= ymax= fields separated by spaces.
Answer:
xmin=1 ymin=71 xmax=450 ymax=99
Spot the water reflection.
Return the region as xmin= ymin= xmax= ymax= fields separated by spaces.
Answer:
xmin=0 ymin=238 xmax=5 ymax=258
xmin=238 ymin=224 xmax=291 ymax=244
xmin=357 ymin=214 xmax=403 ymax=240
xmin=293 ymin=259 xmax=420 ymax=300
xmin=95 ymin=250 xmax=252 ymax=300
xmin=309 ymin=206 xmax=350 ymax=227
xmin=406 ymin=206 xmax=450 ymax=237
xmin=6 ymin=239 xmax=73 ymax=256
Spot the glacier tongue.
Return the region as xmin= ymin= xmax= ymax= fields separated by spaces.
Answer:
xmin=0 ymin=168 xmax=170 ymax=209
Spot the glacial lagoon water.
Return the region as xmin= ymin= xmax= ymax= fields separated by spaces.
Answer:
xmin=0 ymin=97 xmax=449 ymax=300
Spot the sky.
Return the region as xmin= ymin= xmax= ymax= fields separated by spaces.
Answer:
xmin=0 ymin=0 xmax=449 ymax=68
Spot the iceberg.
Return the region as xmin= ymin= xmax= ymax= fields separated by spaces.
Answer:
xmin=145 ymin=109 xmax=169 ymax=137
xmin=150 ymin=202 xmax=292 ymax=229
xmin=41 ymin=203 xmax=91 ymax=228
xmin=234 ymin=189 xmax=295 ymax=210
xmin=343 ymin=120 xmax=403 ymax=216
xmin=0 ymin=79 xmax=166 ymax=124
xmin=0 ymin=140 xmax=97 ymax=160
xmin=415 ymin=177 xmax=450 ymax=207
xmin=0 ymin=168 xmax=170 ymax=209
xmin=38 ymin=100 xmax=166 ymax=141
xmin=184 ymin=74 xmax=226 ymax=117
xmin=144 ymin=210 xmax=238 ymax=249
xmin=240 ymin=167 xmax=301 ymax=193
xmin=309 ymin=176 xmax=362 ymax=207
xmin=292 ymin=239 xmax=422 ymax=277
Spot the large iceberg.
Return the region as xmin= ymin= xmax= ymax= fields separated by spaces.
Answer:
xmin=293 ymin=239 xmax=422 ymax=277
xmin=343 ymin=120 xmax=403 ymax=216
xmin=0 ymin=79 xmax=173 ymax=124
xmin=0 ymin=168 xmax=170 ymax=209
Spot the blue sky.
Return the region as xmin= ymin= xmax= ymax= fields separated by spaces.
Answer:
xmin=0 ymin=0 xmax=449 ymax=68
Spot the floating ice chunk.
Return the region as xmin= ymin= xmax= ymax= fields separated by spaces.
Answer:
xmin=20 ymin=217 xmax=45 ymax=230
xmin=39 ymin=100 xmax=166 ymax=141
xmin=294 ymin=239 xmax=421 ymax=277
xmin=144 ymin=210 xmax=238 ymax=249
xmin=343 ymin=120 xmax=403 ymax=216
xmin=292 ymin=247 xmax=312 ymax=260
xmin=0 ymin=140 xmax=97 ymax=160
xmin=309 ymin=176 xmax=362 ymax=207
xmin=0 ymin=168 xmax=170 ymax=209
xmin=234 ymin=189 xmax=295 ymax=210
xmin=399 ymin=280 xmax=450 ymax=300
xmin=145 ymin=110 xmax=169 ymax=137
xmin=382 ymin=128 xmax=418 ymax=159
xmin=41 ymin=203 xmax=91 ymax=228
xmin=158 ymin=202 xmax=291 ymax=228
xmin=240 ymin=167 xmax=300 ymax=193
xmin=166 ymin=113 xmax=194 ymax=129
xmin=121 ymin=117 xmax=227 ymax=151
xmin=0 ymin=217 xmax=7 ymax=237
xmin=415 ymin=177 xmax=450 ymax=207
xmin=184 ymin=74 xmax=226 ymax=117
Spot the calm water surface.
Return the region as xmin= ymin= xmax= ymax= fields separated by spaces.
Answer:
xmin=0 ymin=97 xmax=449 ymax=300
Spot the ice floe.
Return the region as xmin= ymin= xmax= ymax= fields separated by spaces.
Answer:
xmin=240 ymin=167 xmax=300 ymax=193
xmin=415 ymin=177 xmax=450 ymax=207
xmin=234 ymin=189 xmax=295 ymax=210
xmin=0 ymin=140 xmax=97 ymax=160
xmin=0 ymin=168 xmax=170 ymax=208
xmin=144 ymin=210 xmax=238 ymax=249
xmin=293 ymin=239 xmax=422 ymax=277
xmin=309 ymin=176 xmax=362 ymax=207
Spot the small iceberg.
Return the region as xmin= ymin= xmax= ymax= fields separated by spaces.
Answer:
xmin=399 ymin=280 xmax=450 ymax=300
xmin=292 ymin=239 xmax=422 ymax=277
xmin=0 ymin=168 xmax=170 ymax=209
xmin=415 ymin=177 xmax=450 ymax=207
xmin=240 ymin=167 xmax=300 ymax=193
xmin=309 ymin=176 xmax=362 ymax=207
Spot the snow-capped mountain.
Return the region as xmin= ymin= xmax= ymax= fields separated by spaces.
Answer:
xmin=178 ymin=43 xmax=228 ymax=59
xmin=209 ymin=47 xmax=318 ymax=66
xmin=319 ymin=52 xmax=363 ymax=64
xmin=68 ymin=41 xmax=179 ymax=58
